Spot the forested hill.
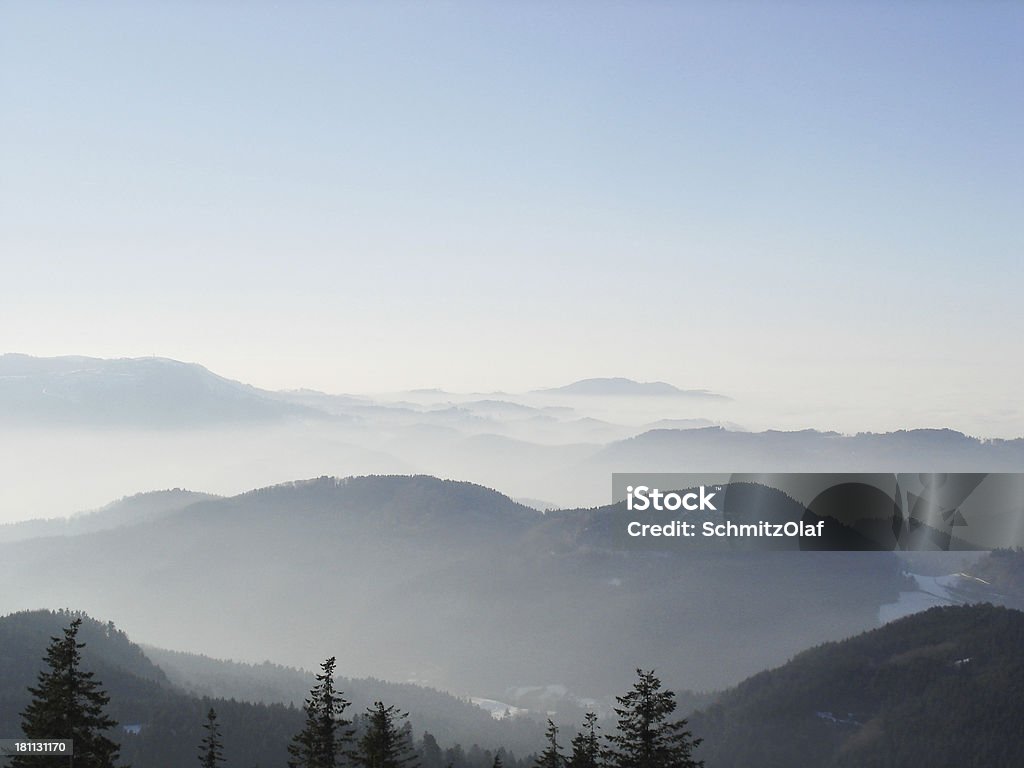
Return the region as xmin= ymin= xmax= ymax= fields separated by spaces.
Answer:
xmin=141 ymin=645 xmax=547 ymax=756
xmin=0 ymin=610 xmax=543 ymax=768
xmin=688 ymin=604 xmax=1024 ymax=767
xmin=7 ymin=606 xmax=1021 ymax=768
xmin=190 ymin=474 xmax=541 ymax=536
xmin=0 ymin=489 xmax=219 ymax=543
xmin=0 ymin=475 xmax=909 ymax=695
xmin=0 ymin=610 xmax=303 ymax=768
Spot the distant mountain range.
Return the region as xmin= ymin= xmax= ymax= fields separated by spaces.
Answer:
xmin=0 ymin=356 xmax=727 ymax=426
xmin=0 ymin=355 xmax=722 ymax=431
xmin=590 ymin=426 xmax=1024 ymax=473
xmin=534 ymin=377 xmax=726 ymax=399
xmin=5 ymin=354 xmax=1022 ymax=517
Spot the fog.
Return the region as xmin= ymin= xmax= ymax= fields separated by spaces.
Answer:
xmin=1 ymin=356 xmax=1020 ymax=733
xmin=1 ymin=359 xmax=1021 ymax=524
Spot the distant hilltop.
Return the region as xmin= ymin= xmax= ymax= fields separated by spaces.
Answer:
xmin=535 ymin=377 xmax=727 ymax=399
xmin=0 ymin=353 xmax=318 ymax=426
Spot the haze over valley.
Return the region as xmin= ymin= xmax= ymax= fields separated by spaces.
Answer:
xmin=2 ymin=355 xmax=1022 ymax=714
xmin=2 ymin=358 xmax=1024 ymax=765
xmin=3 ymin=3 xmax=1022 ymax=764
xmin=2 ymin=354 xmax=1021 ymax=521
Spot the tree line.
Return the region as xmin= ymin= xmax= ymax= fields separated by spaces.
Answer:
xmin=9 ymin=620 xmax=703 ymax=768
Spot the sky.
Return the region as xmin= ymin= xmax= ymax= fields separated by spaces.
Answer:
xmin=2 ymin=2 xmax=1021 ymax=432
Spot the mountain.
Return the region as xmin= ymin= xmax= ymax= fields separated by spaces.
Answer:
xmin=535 ymin=377 xmax=726 ymax=399
xmin=511 ymin=426 xmax=1024 ymax=508
xmin=0 ymin=489 xmax=218 ymax=543
xmin=591 ymin=427 xmax=1024 ymax=472
xmin=0 ymin=354 xmax=319 ymax=426
xmin=640 ymin=418 xmax=738 ymax=431
xmin=688 ymin=604 xmax=1024 ymax=767
xmin=0 ymin=475 xmax=912 ymax=697
xmin=7 ymin=355 xmax=1022 ymax=518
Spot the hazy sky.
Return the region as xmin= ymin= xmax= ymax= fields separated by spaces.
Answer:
xmin=2 ymin=3 xmax=1021 ymax=428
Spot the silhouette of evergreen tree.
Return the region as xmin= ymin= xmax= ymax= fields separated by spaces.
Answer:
xmin=567 ymin=713 xmax=600 ymax=768
xmin=287 ymin=657 xmax=352 ymax=768
xmin=604 ymin=670 xmax=702 ymax=768
xmin=534 ymin=720 xmax=564 ymax=768
xmin=12 ymin=617 xmax=122 ymax=768
xmin=198 ymin=707 xmax=225 ymax=768
xmin=355 ymin=702 xmax=418 ymax=768
xmin=418 ymin=732 xmax=444 ymax=768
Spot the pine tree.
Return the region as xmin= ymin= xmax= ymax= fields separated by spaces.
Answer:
xmin=567 ymin=713 xmax=600 ymax=768
xmin=287 ymin=657 xmax=352 ymax=768
xmin=419 ymin=732 xmax=444 ymax=768
xmin=12 ymin=617 xmax=122 ymax=768
xmin=534 ymin=720 xmax=564 ymax=768
xmin=603 ymin=670 xmax=702 ymax=768
xmin=355 ymin=702 xmax=418 ymax=768
xmin=198 ymin=707 xmax=225 ymax=768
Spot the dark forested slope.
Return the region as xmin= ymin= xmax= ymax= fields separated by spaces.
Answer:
xmin=689 ymin=604 xmax=1024 ymax=768
xmin=0 ymin=610 xmax=542 ymax=768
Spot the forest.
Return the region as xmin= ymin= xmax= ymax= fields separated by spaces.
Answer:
xmin=1 ymin=611 xmax=702 ymax=768
xmin=4 ymin=604 xmax=1024 ymax=768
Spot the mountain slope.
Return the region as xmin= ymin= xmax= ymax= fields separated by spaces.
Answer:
xmin=688 ymin=604 xmax=1024 ymax=767
xmin=0 ymin=475 xmax=910 ymax=696
xmin=0 ymin=354 xmax=319 ymax=426
xmin=141 ymin=646 xmax=546 ymax=756
xmin=0 ymin=610 xmax=304 ymax=768
xmin=0 ymin=610 xmax=545 ymax=767
xmin=0 ymin=489 xmax=218 ymax=543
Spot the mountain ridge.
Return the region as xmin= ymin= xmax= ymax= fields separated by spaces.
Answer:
xmin=0 ymin=354 xmax=321 ymax=426
xmin=534 ymin=377 xmax=726 ymax=399
xmin=0 ymin=474 xmax=914 ymax=695
xmin=0 ymin=489 xmax=219 ymax=543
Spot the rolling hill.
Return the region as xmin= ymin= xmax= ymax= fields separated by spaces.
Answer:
xmin=688 ymin=603 xmax=1024 ymax=767
xmin=0 ymin=475 xmax=913 ymax=698
xmin=0 ymin=489 xmax=218 ymax=543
